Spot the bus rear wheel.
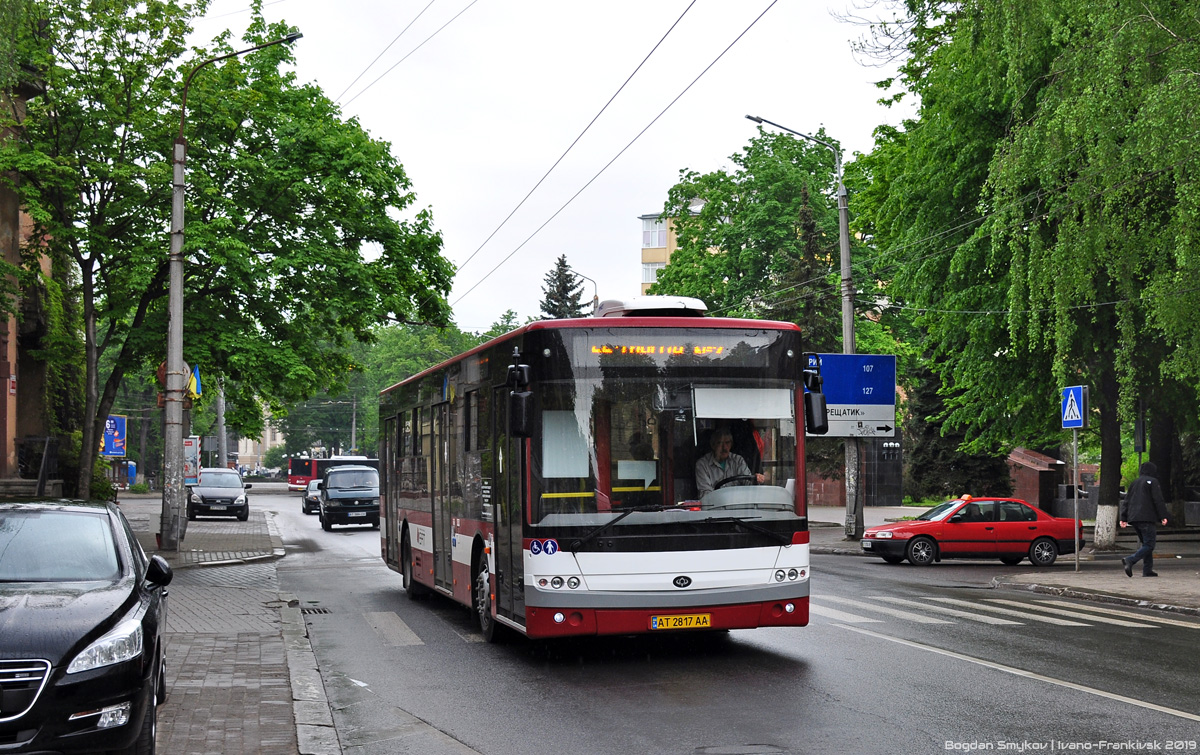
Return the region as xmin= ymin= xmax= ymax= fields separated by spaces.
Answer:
xmin=473 ymin=554 xmax=499 ymax=643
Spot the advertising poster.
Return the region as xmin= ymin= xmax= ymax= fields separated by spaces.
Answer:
xmin=102 ymin=415 xmax=127 ymax=457
xmin=183 ymin=436 xmax=200 ymax=485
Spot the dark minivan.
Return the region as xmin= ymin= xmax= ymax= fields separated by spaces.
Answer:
xmin=318 ymin=465 xmax=380 ymax=531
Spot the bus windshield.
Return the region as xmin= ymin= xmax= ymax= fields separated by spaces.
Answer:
xmin=531 ymin=376 xmax=798 ymax=525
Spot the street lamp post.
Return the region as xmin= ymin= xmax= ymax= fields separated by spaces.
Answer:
xmin=746 ymin=115 xmax=864 ymax=538
xmin=160 ymin=33 xmax=302 ymax=551
xmin=574 ymin=271 xmax=600 ymax=314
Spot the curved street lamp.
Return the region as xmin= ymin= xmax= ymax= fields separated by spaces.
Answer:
xmin=745 ymin=114 xmax=864 ymax=540
xmin=161 ymin=33 xmax=302 ymax=550
xmin=745 ymin=114 xmax=853 ymax=355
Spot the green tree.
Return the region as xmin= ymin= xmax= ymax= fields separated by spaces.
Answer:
xmin=538 ymin=254 xmax=585 ymax=319
xmin=1 ymin=2 xmax=453 ymax=495
xmin=650 ymin=129 xmax=844 ymax=326
xmin=855 ymin=0 xmax=1200 ymax=539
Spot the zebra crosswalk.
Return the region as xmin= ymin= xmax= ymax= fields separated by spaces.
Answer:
xmin=809 ymin=593 xmax=1200 ymax=629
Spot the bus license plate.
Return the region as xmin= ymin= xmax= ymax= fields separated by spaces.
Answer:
xmin=349 ymin=512 xmax=366 ymax=517
xmin=650 ymin=613 xmax=711 ymax=631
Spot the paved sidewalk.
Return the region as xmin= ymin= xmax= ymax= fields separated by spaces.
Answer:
xmin=116 ymin=491 xmax=339 ymax=755
xmin=809 ymin=505 xmax=1200 ymax=616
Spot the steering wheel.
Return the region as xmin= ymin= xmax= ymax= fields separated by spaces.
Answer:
xmin=714 ymin=475 xmax=756 ymax=490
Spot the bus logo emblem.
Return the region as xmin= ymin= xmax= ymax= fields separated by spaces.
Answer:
xmin=673 ymin=576 xmax=692 ymax=588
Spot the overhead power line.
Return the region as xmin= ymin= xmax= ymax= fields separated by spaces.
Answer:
xmin=335 ymin=0 xmax=439 ymax=103
xmin=342 ymin=0 xmax=483 ymax=108
xmin=452 ymin=0 xmax=780 ymax=307
xmin=451 ymin=0 xmax=698 ymax=278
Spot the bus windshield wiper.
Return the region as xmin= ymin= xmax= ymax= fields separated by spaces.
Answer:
xmin=570 ymin=505 xmax=672 ymax=554
xmin=703 ymin=516 xmax=792 ymax=545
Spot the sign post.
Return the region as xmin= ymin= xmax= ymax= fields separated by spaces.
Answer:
xmin=1061 ymin=385 xmax=1089 ymax=572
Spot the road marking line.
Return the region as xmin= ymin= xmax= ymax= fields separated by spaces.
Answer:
xmin=809 ymin=602 xmax=884 ymax=624
xmin=818 ymin=595 xmax=952 ymax=624
xmin=1035 ymin=600 xmax=1200 ymax=629
xmin=364 ymin=611 xmax=425 ymax=646
xmin=835 ymin=623 xmax=1200 ymax=723
xmin=928 ymin=597 xmax=1088 ymax=626
xmin=985 ymin=599 xmax=1158 ymax=628
xmin=869 ymin=596 xmax=1021 ymax=625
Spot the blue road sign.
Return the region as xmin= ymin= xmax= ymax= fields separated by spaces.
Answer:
xmin=1061 ymin=385 xmax=1087 ymax=429
xmin=807 ymin=354 xmax=896 ymax=405
xmin=807 ymin=354 xmax=897 ymax=437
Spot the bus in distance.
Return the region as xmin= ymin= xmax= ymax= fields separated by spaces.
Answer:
xmin=287 ymin=455 xmax=378 ymax=491
xmin=378 ymin=296 xmax=828 ymax=641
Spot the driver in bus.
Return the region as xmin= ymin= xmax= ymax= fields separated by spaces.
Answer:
xmin=695 ymin=425 xmax=765 ymax=496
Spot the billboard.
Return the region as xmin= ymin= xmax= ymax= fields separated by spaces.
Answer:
xmin=102 ymin=415 xmax=127 ymax=457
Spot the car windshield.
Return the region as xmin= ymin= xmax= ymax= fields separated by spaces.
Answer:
xmin=0 ymin=509 xmax=121 ymax=582
xmin=306 ymin=481 xmax=321 ymax=493
xmin=327 ymin=470 xmax=378 ymax=488
xmin=916 ymin=500 xmax=962 ymax=522
xmin=201 ymin=473 xmax=242 ymax=488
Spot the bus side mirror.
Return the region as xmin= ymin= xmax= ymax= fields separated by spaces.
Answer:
xmin=805 ymin=391 xmax=828 ymax=435
xmin=510 ymin=391 xmax=532 ymax=437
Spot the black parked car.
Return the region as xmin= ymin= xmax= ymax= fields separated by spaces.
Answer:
xmin=0 ymin=501 xmax=172 ymax=754
xmin=187 ymin=467 xmax=251 ymax=521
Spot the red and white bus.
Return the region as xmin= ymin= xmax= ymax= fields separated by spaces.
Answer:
xmin=378 ymin=297 xmax=828 ymax=641
xmin=287 ymin=455 xmax=378 ymax=491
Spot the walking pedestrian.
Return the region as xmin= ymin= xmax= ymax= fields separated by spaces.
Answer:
xmin=1119 ymin=461 xmax=1169 ymax=577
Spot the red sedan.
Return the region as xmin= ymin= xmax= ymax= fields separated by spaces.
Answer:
xmin=860 ymin=496 xmax=1084 ymax=566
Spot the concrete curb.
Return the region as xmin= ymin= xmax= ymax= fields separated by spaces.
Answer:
xmin=279 ymin=592 xmax=342 ymax=755
xmin=991 ymin=578 xmax=1200 ymax=618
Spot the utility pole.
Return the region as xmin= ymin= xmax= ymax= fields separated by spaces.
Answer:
xmin=216 ymin=380 xmax=227 ymax=468
xmin=159 ymin=32 xmax=301 ymax=551
xmin=350 ymin=396 xmax=357 ymax=453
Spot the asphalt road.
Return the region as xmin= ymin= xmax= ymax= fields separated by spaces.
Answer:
xmin=255 ymin=488 xmax=1200 ymax=755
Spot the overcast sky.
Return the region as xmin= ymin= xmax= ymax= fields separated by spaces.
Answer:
xmin=192 ymin=0 xmax=914 ymax=333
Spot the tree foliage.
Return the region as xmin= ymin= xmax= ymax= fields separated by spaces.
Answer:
xmin=651 ymin=130 xmax=844 ymax=332
xmin=0 ymin=1 xmax=453 ymax=494
xmin=855 ymin=0 xmax=1200 ymax=507
xmin=538 ymin=254 xmax=585 ymax=319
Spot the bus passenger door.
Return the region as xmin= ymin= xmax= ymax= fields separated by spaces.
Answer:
xmin=433 ymin=402 xmax=453 ymax=591
xmin=492 ymin=387 xmax=526 ymax=626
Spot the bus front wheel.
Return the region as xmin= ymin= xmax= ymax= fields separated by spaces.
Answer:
xmin=473 ymin=553 xmax=499 ymax=643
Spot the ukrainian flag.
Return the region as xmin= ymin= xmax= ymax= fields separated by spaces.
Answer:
xmin=187 ymin=365 xmax=202 ymax=398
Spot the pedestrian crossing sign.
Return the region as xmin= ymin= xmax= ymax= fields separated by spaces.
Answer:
xmin=1061 ymin=385 xmax=1088 ymax=429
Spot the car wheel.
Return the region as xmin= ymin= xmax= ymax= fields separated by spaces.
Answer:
xmin=371 ymin=519 xmax=380 ymax=530
xmin=881 ymin=555 xmax=905 ymax=565
xmin=301 ymin=501 xmax=309 ymax=515
xmin=237 ymin=509 xmax=248 ymax=522
xmin=999 ymin=555 xmax=1024 ymax=566
xmin=186 ymin=504 xmax=196 ymax=521
xmin=1028 ymin=537 xmax=1058 ymax=567
xmin=474 ymin=551 xmax=499 ymax=643
xmin=906 ymin=537 xmax=936 ymax=566
xmin=321 ymin=511 xmax=332 ymax=531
